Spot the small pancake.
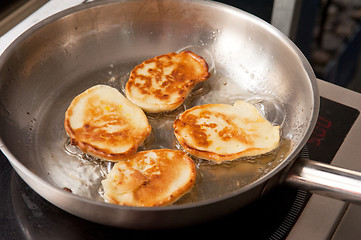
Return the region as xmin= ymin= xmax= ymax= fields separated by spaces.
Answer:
xmin=173 ymin=100 xmax=280 ymax=163
xmin=64 ymin=85 xmax=151 ymax=162
xmin=101 ymin=149 xmax=196 ymax=207
xmin=125 ymin=51 xmax=210 ymax=113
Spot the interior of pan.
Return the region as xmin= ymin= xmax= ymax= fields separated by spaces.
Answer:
xmin=0 ymin=0 xmax=318 ymax=211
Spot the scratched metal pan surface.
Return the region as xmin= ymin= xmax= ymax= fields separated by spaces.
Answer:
xmin=0 ymin=0 xmax=318 ymax=229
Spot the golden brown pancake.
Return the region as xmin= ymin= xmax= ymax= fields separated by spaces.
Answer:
xmin=101 ymin=149 xmax=196 ymax=207
xmin=125 ymin=51 xmax=210 ymax=113
xmin=173 ymin=100 xmax=280 ymax=163
xmin=64 ymin=85 xmax=151 ymax=161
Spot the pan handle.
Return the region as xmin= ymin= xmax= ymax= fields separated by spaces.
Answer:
xmin=284 ymin=158 xmax=361 ymax=204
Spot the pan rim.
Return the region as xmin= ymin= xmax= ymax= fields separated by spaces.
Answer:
xmin=0 ymin=0 xmax=320 ymax=216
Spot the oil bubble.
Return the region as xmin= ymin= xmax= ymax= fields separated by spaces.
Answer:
xmin=246 ymin=97 xmax=286 ymax=126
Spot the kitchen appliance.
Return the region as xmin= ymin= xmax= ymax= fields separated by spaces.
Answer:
xmin=1 ymin=1 xmax=361 ymax=239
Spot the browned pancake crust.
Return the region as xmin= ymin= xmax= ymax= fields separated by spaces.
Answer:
xmin=173 ymin=103 xmax=280 ymax=162
xmin=102 ymin=149 xmax=197 ymax=207
xmin=174 ymin=105 xmax=242 ymax=162
xmin=64 ymin=85 xmax=151 ymax=161
xmin=125 ymin=51 xmax=210 ymax=112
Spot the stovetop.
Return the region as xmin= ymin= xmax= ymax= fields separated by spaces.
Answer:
xmin=2 ymin=1 xmax=361 ymax=239
xmin=289 ymin=80 xmax=361 ymax=240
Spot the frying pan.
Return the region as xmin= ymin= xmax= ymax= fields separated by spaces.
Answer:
xmin=1 ymin=0 xmax=361 ymax=229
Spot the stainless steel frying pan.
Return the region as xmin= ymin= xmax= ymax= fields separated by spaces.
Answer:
xmin=1 ymin=0 xmax=361 ymax=229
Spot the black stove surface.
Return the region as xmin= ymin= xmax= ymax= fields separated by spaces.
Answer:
xmin=0 ymin=97 xmax=359 ymax=240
